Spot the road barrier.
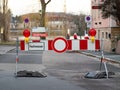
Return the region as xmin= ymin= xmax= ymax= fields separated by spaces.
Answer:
xmin=20 ymin=37 xmax=100 ymax=53
xmin=16 ymin=37 xmax=110 ymax=79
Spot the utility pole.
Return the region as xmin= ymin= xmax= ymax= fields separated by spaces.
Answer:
xmin=64 ymin=0 xmax=66 ymax=13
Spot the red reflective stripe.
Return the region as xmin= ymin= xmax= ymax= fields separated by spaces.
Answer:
xmin=20 ymin=40 xmax=25 ymax=50
xmin=32 ymin=33 xmax=40 ymax=37
xmin=48 ymin=40 xmax=53 ymax=50
xmin=80 ymin=40 xmax=87 ymax=50
xmin=32 ymin=40 xmax=40 ymax=42
xmin=16 ymin=58 xmax=19 ymax=62
xmin=40 ymin=33 xmax=48 ymax=37
xmin=95 ymin=40 xmax=100 ymax=50
xmin=67 ymin=40 xmax=72 ymax=50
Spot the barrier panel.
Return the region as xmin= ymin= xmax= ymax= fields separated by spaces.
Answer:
xmin=20 ymin=37 xmax=100 ymax=53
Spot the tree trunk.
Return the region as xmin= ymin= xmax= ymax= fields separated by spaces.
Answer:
xmin=40 ymin=4 xmax=46 ymax=27
xmin=3 ymin=13 xmax=10 ymax=42
xmin=40 ymin=0 xmax=51 ymax=27
xmin=0 ymin=0 xmax=10 ymax=42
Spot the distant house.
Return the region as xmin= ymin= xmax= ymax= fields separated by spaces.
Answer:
xmin=91 ymin=0 xmax=120 ymax=52
xmin=46 ymin=12 xmax=77 ymax=36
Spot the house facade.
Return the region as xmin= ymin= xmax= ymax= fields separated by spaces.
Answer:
xmin=91 ymin=0 xmax=120 ymax=52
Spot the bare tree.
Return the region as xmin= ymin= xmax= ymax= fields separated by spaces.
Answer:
xmin=0 ymin=0 xmax=11 ymax=42
xmin=101 ymin=0 xmax=120 ymax=25
xmin=39 ymin=0 xmax=51 ymax=27
xmin=72 ymin=14 xmax=86 ymax=36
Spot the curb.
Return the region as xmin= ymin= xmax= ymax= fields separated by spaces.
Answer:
xmin=0 ymin=47 xmax=15 ymax=55
xmin=81 ymin=52 xmax=120 ymax=65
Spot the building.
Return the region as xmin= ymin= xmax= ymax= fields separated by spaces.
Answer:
xmin=91 ymin=0 xmax=120 ymax=52
xmin=45 ymin=12 xmax=77 ymax=36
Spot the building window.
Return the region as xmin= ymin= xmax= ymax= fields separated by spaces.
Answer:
xmin=102 ymin=32 xmax=104 ymax=39
xmin=95 ymin=22 xmax=97 ymax=25
xmin=99 ymin=22 xmax=102 ymax=24
xmin=108 ymin=33 xmax=111 ymax=39
xmin=98 ymin=30 xmax=100 ymax=39
xmin=56 ymin=25 xmax=58 ymax=28
xmin=106 ymin=32 xmax=108 ymax=39
xmin=60 ymin=25 xmax=62 ymax=29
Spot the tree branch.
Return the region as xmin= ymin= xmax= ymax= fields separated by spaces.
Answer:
xmin=45 ymin=0 xmax=51 ymax=5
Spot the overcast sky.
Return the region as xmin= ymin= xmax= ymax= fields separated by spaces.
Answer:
xmin=8 ymin=0 xmax=91 ymax=16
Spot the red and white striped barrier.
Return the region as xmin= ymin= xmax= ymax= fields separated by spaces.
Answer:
xmin=20 ymin=37 xmax=100 ymax=53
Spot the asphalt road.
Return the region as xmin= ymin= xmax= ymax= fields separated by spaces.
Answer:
xmin=0 ymin=49 xmax=120 ymax=90
xmin=43 ymin=51 xmax=120 ymax=90
xmin=0 ymin=49 xmax=84 ymax=90
xmin=0 ymin=49 xmax=43 ymax=64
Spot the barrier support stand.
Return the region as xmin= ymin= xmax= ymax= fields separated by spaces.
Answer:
xmin=15 ymin=37 xmax=19 ymax=76
xmin=100 ymin=39 xmax=109 ymax=79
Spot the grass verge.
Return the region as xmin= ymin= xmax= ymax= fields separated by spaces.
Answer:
xmin=0 ymin=41 xmax=16 ymax=46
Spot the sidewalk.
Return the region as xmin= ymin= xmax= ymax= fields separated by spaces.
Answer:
xmin=81 ymin=50 xmax=120 ymax=64
xmin=0 ymin=45 xmax=15 ymax=55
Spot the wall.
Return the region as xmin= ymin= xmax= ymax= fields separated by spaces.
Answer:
xmin=95 ymin=27 xmax=112 ymax=52
xmin=116 ymin=40 xmax=120 ymax=54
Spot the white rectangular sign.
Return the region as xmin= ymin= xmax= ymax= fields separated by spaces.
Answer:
xmin=28 ymin=42 xmax=45 ymax=51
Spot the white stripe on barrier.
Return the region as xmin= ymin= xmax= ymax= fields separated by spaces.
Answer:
xmin=88 ymin=40 xmax=95 ymax=50
xmin=25 ymin=42 xmax=28 ymax=51
xmin=72 ymin=40 xmax=79 ymax=50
